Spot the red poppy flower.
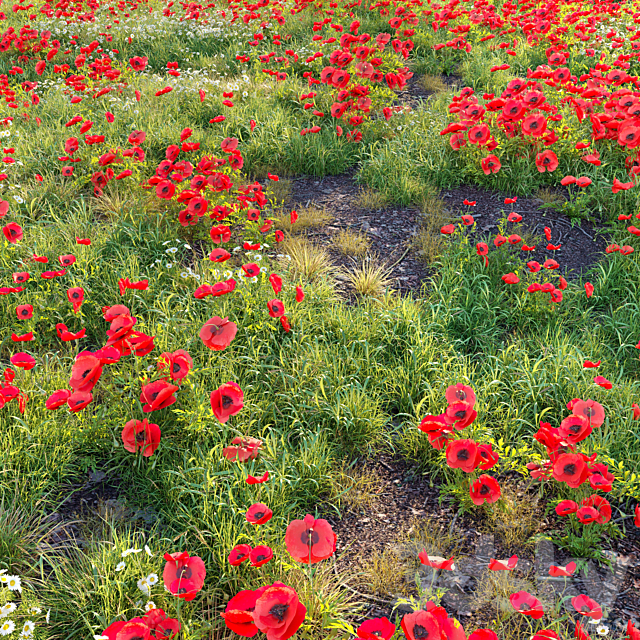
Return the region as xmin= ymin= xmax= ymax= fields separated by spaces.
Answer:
xmin=594 ymin=376 xmax=612 ymax=390
xmin=508 ymin=234 xmax=522 ymax=245
xmin=556 ymin=500 xmax=578 ymax=516
xmin=242 ymin=263 xmax=260 ymax=278
xmin=114 ymin=622 xmax=150 ymax=640
xmin=481 ymin=154 xmax=501 ymax=174
xmin=10 ymin=352 xmax=35 ymax=370
xmin=223 ymin=436 xmax=262 ymax=462
xmin=67 ymin=390 xmax=92 ymax=412
xmin=121 ymin=418 xmax=161 ymax=457
xmin=253 ymin=582 xmax=306 ymax=640
xmin=535 ymin=150 xmax=558 ymax=172
xmin=621 ymin=245 xmax=635 ymax=255
xmin=445 ymin=439 xmax=479 ymax=473
xmin=582 ymin=495 xmax=611 ymax=524
xmin=418 ymin=553 xmax=455 ymax=570
xmin=576 ymin=177 xmax=592 ymax=188
xmin=553 ymin=453 xmax=588 ymax=488
xmin=221 ymin=588 xmax=267 ymax=637
xmin=571 ymin=399 xmax=605 ymax=428
xmin=12 ymin=272 xmax=29 ymax=284
xmin=59 ymin=254 xmax=76 ymax=267
xmin=56 ymin=324 xmax=86 ymax=341
xmin=508 ymin=212 xmax=523 ymax=223
xmin=583 ymin=360 xmax=601 ymax=369
xmin=419 ymin=414 xmax=449 ymax=433
xmin=140 ymin=379 xmax=179 ymax=413
xmin=16 ymin=304 xmax=33 ymax=319
xmin=444 ymin=401 xmax=477 ymax=429
xmin=627 ymin=622 xmax=640 ymax=640
xmin=559 ymin=414 xmax=591 ymax=444
xmin=246 ymin=503 xmax=273 ymax=525
xmin=210 ymin=225 xmax=231 ymax=243
xmin=461 ymin=214 xmax=474 ymax=226
xmin=470 ymin=631 xmax=501 ymax=640
xmin=267 ymin=299 xmax=285 ymax=318
xmin=200 ymin=317 xmax=237 ymax=351
xmin=158 ymin=349 xmax=193 ymax=382
xmin=46 ymin=389 xmax=71 ymax=410
xmin=468 ymin=124 xmax=490 ymax=145
xmin=163 ymin=551 xmax=206 ymax=601
xmin=285 ymin=514 xmax=336 ymax=564
xmin=576 ymin=506 xmax=599 ymax=524
xmin=357 ymin=618 xmax=396 ymax=640
xmin=572 ymin=595 xmax=602 ymax=620
xmin=584 ymin=282 xmax=594 ymax=298
xmin=561 ymin=175 xmax=576 ymax=186
xmin=477 ymin=443 xmax=499 ymax=470
xmin=401 ymin=610 xmax=442 ymax=640
xmin=510 ymin=591 xmax=544 ymax=619
xmin=296 ymin=286 xmax=304 ymax=303
xmin=488 ymin=555 xmax=518 ymax=571
xmin=210 ymin=248 xmax=231 ymax=262
xmin=589 ymin=464 xmax=614 ymax=492
xmin=3 ymin=222 xmax=23 ymax=243
xmin=549 ymin=562 xmax=576 ymax=577
xmin=445 ymin=384 xmax=476 ymax=408
xmin=70 ymin=354 xmax=102 ymax=392
xmin=247 ymin=471 xmax=269 ymax=484
xmin=633 ymin=404 xmax=640 ymax=420
xmin=441 ymin=224 xmax=455 ymax=235
xmin=211 ymin=381 xmax=244 ymax=423
xmin=229 ymin=544 xmax=252 ymax=566
xmin=502 ymin=273 xmax=520 ymax=284
xmin=250 ymin=545 xmax=273 ymax=567
xmin=476 ymin=242 xmax=488 ymax=257
xmin=613 ymin=178 xmax=634 ymax=193
xmin=67 ymin=286 xmax=84 ymax=313
xmin=470 ymin=474 xmax=501 ymax=505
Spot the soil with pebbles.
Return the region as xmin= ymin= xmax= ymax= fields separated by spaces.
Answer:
xmin=324 ymin=455 xmax=640 ymax=631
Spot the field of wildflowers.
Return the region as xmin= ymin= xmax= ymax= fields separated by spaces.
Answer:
xmin=1 ymin=0 xmax=640 ymax=637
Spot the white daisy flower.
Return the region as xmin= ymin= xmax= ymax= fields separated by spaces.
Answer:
xmin=27 ymin=608 xmax=40 ymax=616
xmin=93 ymin=635 xmax=110 ymax=640
xmin=147 ymin=573 xmax=158 ymax=586
xmin=137 ymin=578 xmax=150 ymax=596
xmin=596 ymin=626 xmax=609 ymax=636
xmin=121 ymin=548 xmax=142 ymax=558
xmin=6 ymin=576 xmax=21 ymax=592
xmin=21 ymin=622 xmax=35 ymax=635
xmin=144 ymin=601 xmax=156 ymax=612
xmin=144 ymin=545 xmax=153 ymax=556
xmin=115 ymin=562 xmax=126 ymax=572
xmin=0 ymin=604 xmax=16 ymax=618
xmin=0 ymin=620 xmax=15 ymax=636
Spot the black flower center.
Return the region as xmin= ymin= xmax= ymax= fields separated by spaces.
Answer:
xmin=563 ymin=464 xmax=576 ymax=475
xmin=269 ymin=604 xmax=289 ymax=623
xmin=413 ymin=624 xmax=430 ymax=639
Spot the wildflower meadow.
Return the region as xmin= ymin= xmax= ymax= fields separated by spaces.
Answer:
xmin=1 ymin=0 xmax=640 ymax=638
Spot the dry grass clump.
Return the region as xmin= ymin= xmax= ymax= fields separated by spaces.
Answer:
xmin=483 ymin=481 xmax=543 ymax=549
xmin=328 ymin=463 xmax=381 ymax=511
xmin=277 ymin=204 xmax=332 ymax=233
xmin=354 ymin=188 xmax=389 ymax=211
xmin=333 ymin=229 xmax=371 ymax=257
xmin=419 ymin=74 xmax=448 ymax=94
xmin=343 ymin=258 xmax=394 ymax=298
xmin=279 ymin=236 xmax=335 ymax=282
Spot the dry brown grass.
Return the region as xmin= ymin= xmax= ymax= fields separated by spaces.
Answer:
xmin=265 ymin=177 xmax=293 ymax=205
xmin=328 ymin=462 xmax=381 ymax=511
xmin=333 ymin=229 xmax=370 ymax=257
xmin=419 ymin=74 xmax=448 ymax=94
xmin=279 ymin=236 xmax=335 ymax=282
xmin=344 ymin=257 xmax=394 ymax=298
xmin=360 ymin=517 xmax=464 ymax=599
xmin=354 ymin=188 xmax=390 ymax=211
xmin=277 ymin=204 xmax=332 ymax=233
xmin=412 ymin=189 xmax=451 ymax=264
xmin=483 ymin=481 xmax=543 ymax=549
xmin=536 ymin=187 xmax=565 ymax=205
